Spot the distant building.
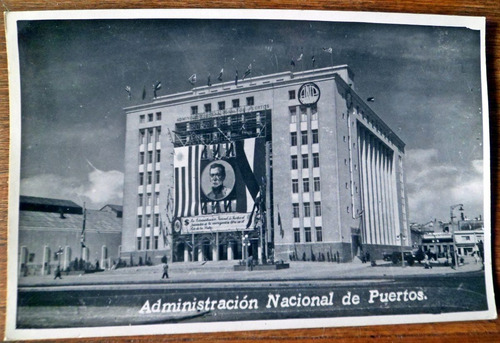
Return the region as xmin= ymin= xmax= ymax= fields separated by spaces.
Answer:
xmin=18 ymin=196 xmax=122 ymax=275
xmin=121 ymin=65 xmax=410 ymax=264
xmin=100 ymin=204 xmax=123 ymax=218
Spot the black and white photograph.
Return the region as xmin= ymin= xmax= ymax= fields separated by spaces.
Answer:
xmin=5 ymin=9 xmax=496 ymax=340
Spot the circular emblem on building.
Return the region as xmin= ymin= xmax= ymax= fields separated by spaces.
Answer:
xmin=173 ymin=218 xmax=182 ymax=233
xmin=298 ymin=82 xmax=321 ymax=106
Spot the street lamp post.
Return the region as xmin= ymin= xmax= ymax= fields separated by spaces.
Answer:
xmin=450 ymin=204 xmax=464 ymax=269
xmin=397 ymin=234 xmax=406 ymax=268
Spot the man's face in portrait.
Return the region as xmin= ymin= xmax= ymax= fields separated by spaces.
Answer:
xmin=209 ymin=165 xmax=225 ymax=189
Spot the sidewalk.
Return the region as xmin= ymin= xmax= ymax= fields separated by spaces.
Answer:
xmin=18 ymin=256 xmax=484 ymax=288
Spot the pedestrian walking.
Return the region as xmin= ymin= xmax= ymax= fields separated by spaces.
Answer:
xmin=161 ymin=263 xmax=169 ymax=279
xmin=54 ymin=266 xmax=62 ymax=280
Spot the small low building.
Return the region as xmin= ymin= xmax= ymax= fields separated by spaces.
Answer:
xmin=18 ymin=196 xmax=122 ymax=275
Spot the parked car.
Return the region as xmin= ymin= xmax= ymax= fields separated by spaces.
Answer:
xmin=390 ymin=251 xmax=415 ymax=266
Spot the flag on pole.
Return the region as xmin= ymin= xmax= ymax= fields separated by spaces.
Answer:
xmin=142 ymin=86 xmax=146 ymax=100
xmin=322 ymin=47 xmax=333 ymax=53
xmin=235 ymin=70 xmax=239 ymax=86
xmin=297 ymin=53 xmax=303 ymax=61
xmin=188 ymin=74 xmax=197 ymax=86
xmin=243 ymin=63 xmax=252 ymax=79
xmin=125 ymin=86 xmax=131 ymax=100
xmin=278 ymin=207 xmax=284 ymax=238
xmin=207 ymin=74 xmax=211 ymax=87
xmin=217 ymin=68 xmax=224 ymax=81
xmin=290 ymin=60 xmax=295 ymax=68
xmin=166 ymin=188 xmax=173 ymax=225
xmin=153 ymin=81 xmax=162 ymax=99
xmin=312 ymin=55 xmax=316 ymax=68
xmin=160 ymin=215 xmax=169 ymax=246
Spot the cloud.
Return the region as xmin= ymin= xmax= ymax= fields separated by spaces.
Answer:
xmin=405 ymin=148 xmax=483 ymax=223
xmin=20 ymin=167 xmax=123 ymax=209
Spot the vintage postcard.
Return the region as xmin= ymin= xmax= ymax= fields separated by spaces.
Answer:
xmin=5 ymin=9 xmax=496 ymax=340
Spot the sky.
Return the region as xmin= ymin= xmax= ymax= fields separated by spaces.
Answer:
xmin=16 ymin=17 xmax=484 ymax=223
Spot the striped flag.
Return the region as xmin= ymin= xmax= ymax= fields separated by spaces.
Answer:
xmin=322 ymin=47 xmax=333 ymax=53
xmin=243 ymin=64 xmax=252 ymax=79
xmin=217 ymin=68 xmax=224 ymax=81
xmin=174 ymin=145 xmax=202 ymax=218
xmin=188 ymin=74 xmax=197 ymax=86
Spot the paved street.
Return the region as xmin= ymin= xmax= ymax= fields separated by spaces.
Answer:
xmin=15 ymin=257 xmax=489 ymax=328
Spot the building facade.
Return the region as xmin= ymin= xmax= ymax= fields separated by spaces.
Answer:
xmin=18 ymin=196 xmax=123 ymax=275
xmin=121 ymin=65 xmax=410 ymax=263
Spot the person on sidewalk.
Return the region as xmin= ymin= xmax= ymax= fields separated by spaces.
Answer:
xmin=161 ymin=263 xmax=169 ymax=279
xmin=54 ymin=266 xmax=62 ymax=280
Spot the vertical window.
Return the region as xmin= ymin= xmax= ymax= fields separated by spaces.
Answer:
xmin=291 ymin=155 xmax=298 ymax=170
xmin=290 ymin=132 xmax=297 ymax=146
xmin=311 ymin=104 xmax=318 ymax=120
xmin=204 ymin=103 xmax=212 ymax=113
xmin=301 ymin=131 xmax=308 ymax=145
xmin=294 ymin=228 xmax=301 ymax=243
xmin=191 ymin=106 xmax=198 ymax=115
xmin=155 ymin=214 xmax=160 ymax=227
xmin=145 ymin=237 xmax=150 ymax=250
xmin=305 ymin=227 xmax=312 ymax=242
xmin=146 ymin=193 xmax=152 ymax=206
xmin=300 ymin=106 xmax=307 ymax=122
xmin=314 ymin=177 xmax=321 ymax=192
xmin=302 ymin=154 xmax=309 ymax=169
xmin=316 ymin=227 xmax=323 ymax=242
xmin=312 ymin=129 xmax=319 ymax=144
xmin=156 ymin=127 xmax=161 ymax=142
xmin=139 ymin=130 xmax=145 ymax=144
xmin=246 ymin=96 xmax=254 ymax=106
xmin=156 ymin=112 xmax=162 ymax=121
xmin=289 ymin=106 xmax=297 ymax=123
xmin=154 ymin=236 xmax=159 ymax=250
xmin=156 ymin=171 xmax=160 ymax=184
xmin=232 ymin=99 xmax=240 ymax=108
xmin=148 ymin=113 xmax=153 ymax=122
xmin=137 ymin=237 xmax=142 ymax=251
xmin=155 ymin=192 xmax=160 ymax=205
xmin=315 ymin=201 xmax=322 ymax=216
xmin=304 ymin=203 xmax=311 ymax=217
xmin=147 ymin=172 xmax=152 ymax=185
xmin=218 ymin=101 xmax=225 ymax=110
xmin=139 ymin=173 xmax=144 ymax=186
xmin=148 ymin=151 xmax=153 ymax=164
xmin=313 ymin=153 xmax=320 ymax=168
xmin=139 ymin=115 xmax=145 ymax=123
xmin=138 ymin=194 xmax=143 ymax=207
xmin=156 ymin=150 xmax=161 ymax=163
xmin=146 ymin=215 xmax=151 ymax=227
xmin=139 ymin=152 xmax=144 ymax=165
xmin=137 ymin=215 xmax=143 ymax=228
xmin=293 ymin=203 xmax=300 ymax=218
xmin=303 ymin=178 xmax=310 ymax=193
xmin=292 ymin=179 xmax=299 ymax=193
xmin=147 ymin=129 xmax=153 ymax=143
xmin=289 ymin=90 xmax=296 ymax=100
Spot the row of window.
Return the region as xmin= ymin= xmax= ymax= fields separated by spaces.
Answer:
xmin=139 ymin=127 xmax=161 ymax=144
xmin=293 ymin=227 xmax=323 ymax=243
xmin=291 ymin=153 xmax=320 ymax=169
xmin=290 ymin=104 xmax=318 ymax=123
xmin=139 ymin=150 xmax=161 ymax=164
xmin=290 ymin=130 xmax=319 ymax=146
xmin=292 ymin=177 xmax=321 ymax=193
xmin=138 ymin=192 xmax=160 ymax=207
xmin=292 ymin=201 xmax=322 ymax=218
xmin=137 ymin=236 xmax=160 ymax=251
xmin=139 ymin=112 xmax=162 ymax=123
xmin=137 ymin=213 xmax=161 ymax=228
xmin=191 ymin=96 xmax=255 ymax=115
xmin=138 ymin=171 xmax=161 ymax=185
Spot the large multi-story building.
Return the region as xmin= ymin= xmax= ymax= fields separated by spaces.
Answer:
xmin=121 ymin=65 xmax=410 ymax=264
